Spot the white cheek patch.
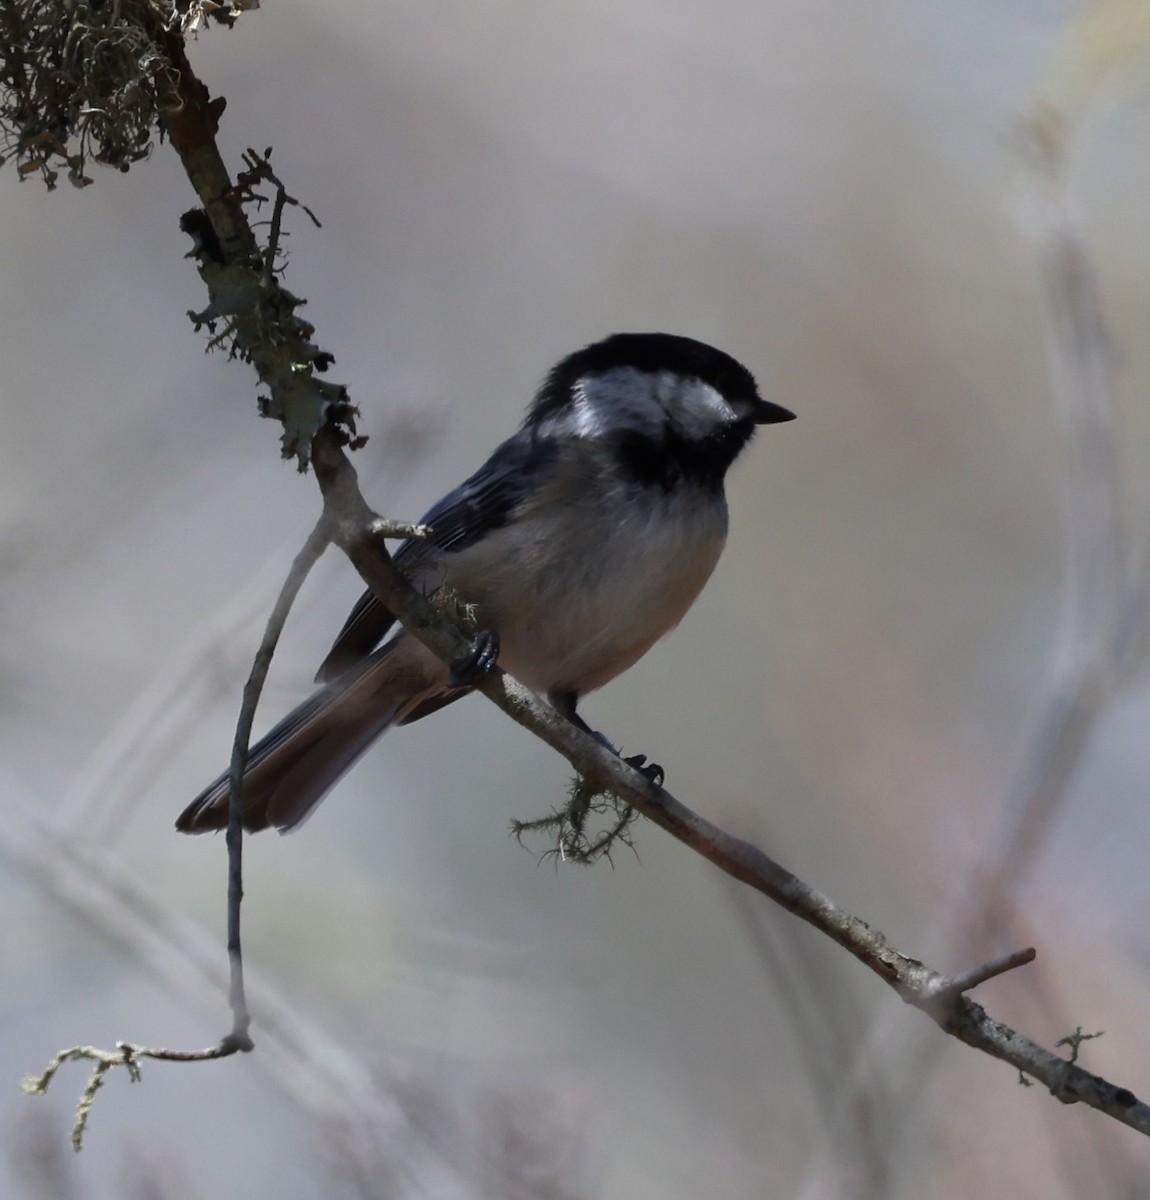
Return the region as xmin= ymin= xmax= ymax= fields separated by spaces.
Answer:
xmin=534 ymin=368 xmax=738 ymax=442
xmin=658 ymin=376 xmax=737 ymax=439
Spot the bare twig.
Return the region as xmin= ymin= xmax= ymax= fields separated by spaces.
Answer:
xmin=222 ymin=515 xmax=331 ymax=1052
xmin=1058 ymin=1027 xmax=1105 ymax=1066
xmin=924 ymin=947 xmax=1038 ymax=1005
xmin=235 ymin=147 xmax=323 ymax=280
xmin=20 ymin=519 xmax=333 ymax=1138
xmin=21 ymin=1040 xmax=237 ymax=1152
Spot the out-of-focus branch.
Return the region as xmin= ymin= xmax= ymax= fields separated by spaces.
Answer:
xmin=951 ymin=102 xmax=1150 ymax=962
xmin=967 ymin=9 xmax=1150 ymax=934
xmin=977 ymin=115 xmax=1126 ymax=910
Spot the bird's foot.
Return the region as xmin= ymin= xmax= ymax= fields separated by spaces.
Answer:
xmin=449 ymin=628 xmax=500 ymax=688
xmin=588 ymin=731 xmax=664 ymax=788
xmin=622 ymin=753 xmax=665 ymax=788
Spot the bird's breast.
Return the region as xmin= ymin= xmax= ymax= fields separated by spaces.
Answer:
xmin=439 ymin=476 xmax=729 ymax=698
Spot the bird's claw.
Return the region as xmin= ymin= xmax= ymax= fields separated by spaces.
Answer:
xmin=585 ymin=728 xmax=664 ymax=788
xmin=623 ymin=753 xmax=665 ymax=788
xmin=449 ymin=628 xmax=500 ymax=688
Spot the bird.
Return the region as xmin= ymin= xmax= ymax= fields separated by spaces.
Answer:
xmin=176 ymin=332 xmax=794 ymax=834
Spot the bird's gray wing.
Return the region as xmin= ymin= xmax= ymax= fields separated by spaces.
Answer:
xmin=315 ymin=429 xmax=557 ymax=683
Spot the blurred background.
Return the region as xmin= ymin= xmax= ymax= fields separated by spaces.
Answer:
xmin=4 ymin=1 xmax=1150 ymax=1196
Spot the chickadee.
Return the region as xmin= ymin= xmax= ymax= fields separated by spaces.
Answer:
xmin=177 ymin=332 xmax=794 ymax=834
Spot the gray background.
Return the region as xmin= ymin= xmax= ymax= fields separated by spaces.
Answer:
xmin=4 ymin=2 xmax=1150 ymax=1197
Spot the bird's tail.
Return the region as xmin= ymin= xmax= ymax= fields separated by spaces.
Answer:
xmin=176 ymin=641 xmax=446 ymax=834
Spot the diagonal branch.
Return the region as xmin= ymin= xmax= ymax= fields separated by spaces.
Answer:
xmin=23 ymin=9 xmax=1146 ymax=1142
xmin=309 ymin=432 xmax=1149 ymax=1131
xmin=152 ymin=23 xmax=1150 ymax=1137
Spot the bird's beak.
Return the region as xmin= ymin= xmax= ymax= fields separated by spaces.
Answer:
xmin=751 ymin=396 xmax=796 ymax=424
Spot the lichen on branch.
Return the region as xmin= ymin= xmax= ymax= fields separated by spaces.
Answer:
xmin=0 ymin=0 xmax=252 ymax=189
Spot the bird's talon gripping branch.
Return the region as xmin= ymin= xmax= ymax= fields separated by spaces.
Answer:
xmin=624 ymin=753 xmax=665 ymax=788
xmin=449 ymin=627 xmax=501 ymax=689
xmin=585 ymin=731 xmax=664 ymax=786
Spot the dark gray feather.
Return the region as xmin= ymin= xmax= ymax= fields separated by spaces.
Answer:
xmin=315 ymin=431 xmax=558 ymax=682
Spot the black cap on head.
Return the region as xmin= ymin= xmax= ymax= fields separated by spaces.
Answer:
xmin=532 ymin=332 xmax=794 ymax=424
